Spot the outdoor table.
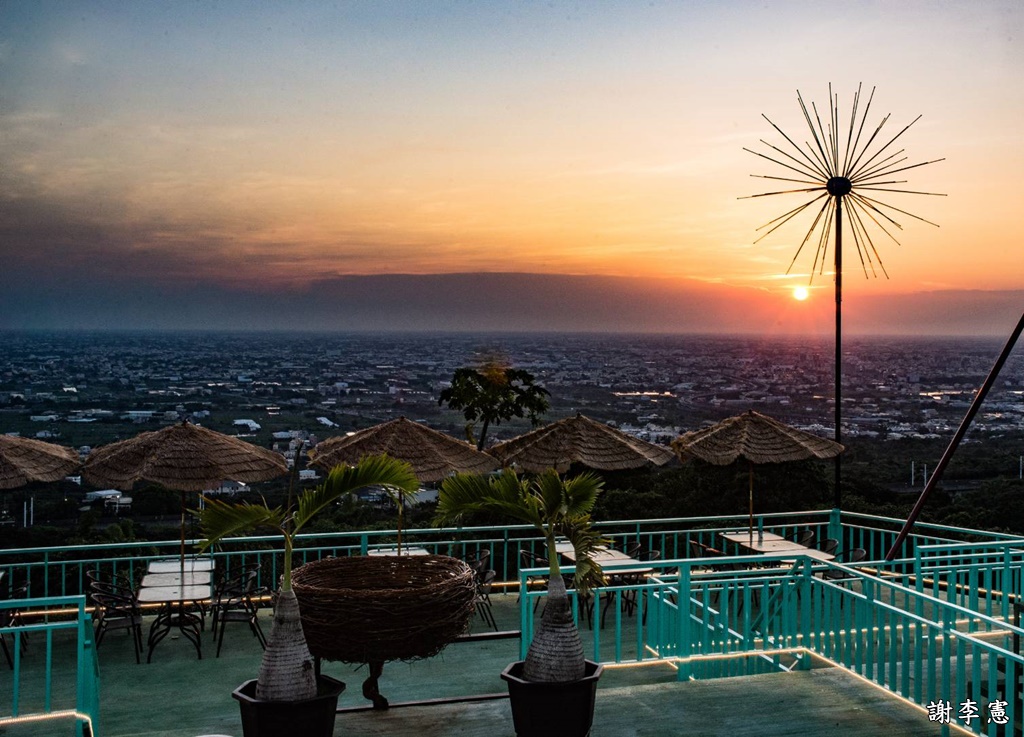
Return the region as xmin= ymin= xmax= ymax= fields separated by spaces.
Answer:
xmin=137 ymin=572 xmax=213 ymax=663
xmin=720 ymin=531 xmax=835 ymax=562
xmin=147 ymin=557 xmax=215 ymax=574
xmin=554 ymin=542 xmax=653 ymax=574
xmin=366 ymin=547 xmax=430 ymax=556
xmin=140 ymin=571 xmax=211 ymax=587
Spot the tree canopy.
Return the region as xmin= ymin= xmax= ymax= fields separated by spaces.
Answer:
xmin=438 ymin=362 xmax=550 ymax=450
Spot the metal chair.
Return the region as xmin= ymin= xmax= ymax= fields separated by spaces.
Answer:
xmin=788 ymin=529 xmax=815 ymax=548
xmin=86 ymin=568 xmax=136 ymax=598
xmin=464 ymin=549 xmax=491 ymax=582
xmin=475 ymin=569 xmax=498 ymax=631
xmin=819 ymin=538 xmax=839 ymax=557
xmin=1 ymin=583 xmax=30 ymax=668
xmin=91 ymin=588 xmax=144 ymax=664
xmin=211 ymin=565 xmax=267 ymax=657
xmin=821 ymin=548 xmax=867 ymax=582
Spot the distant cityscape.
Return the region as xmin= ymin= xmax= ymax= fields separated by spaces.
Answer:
xmin=2 ymin=331 xmax=1021 ymax=464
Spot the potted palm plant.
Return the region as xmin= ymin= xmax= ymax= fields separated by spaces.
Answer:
xmin=434 ymin=469 xmax=605 ymax=737
xmin=197 ymin=454 xmax=419 ymax=737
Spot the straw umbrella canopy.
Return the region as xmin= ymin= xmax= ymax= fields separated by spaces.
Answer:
xmin=487 ymin=412 xmax=675 ymax=473
xmin=672 ymin=410 xmax=844 ymax=542
xmin=83 ymin=421 xmax=288 ymax=563
xmin=308 ymin=417 xmax=499 ymax=482
xmin=0 ymin=435 xmax=81 ymax=489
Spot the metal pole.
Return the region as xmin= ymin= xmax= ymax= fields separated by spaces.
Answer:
xmin=833 ymin=196 xmax=843 ymax=508
xmin=885 ymin=311 xmax=1024 ymax=561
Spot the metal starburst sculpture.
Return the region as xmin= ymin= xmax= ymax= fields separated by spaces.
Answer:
xmin=743 ymin=84 xmax=944 ymax=506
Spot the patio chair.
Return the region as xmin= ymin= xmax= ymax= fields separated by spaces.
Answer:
xmin=819 ymin=538 xmax=839 ymax=557
xmin=91 ymin=588 xmax=144 ymax=664
xmin=475 ymin=569 xmax=498 ymax=631
xmin=211 ymin=565 xmax=267 ymax=657
xmin=819 ymin=548 xmax=867 ymax=596
xmin=788 ymin=529 xmax=815 ymax=548
xmin=464 ymin=549 xmax=491 ymax=582
xmin=86 ymin=568 xmax=136 ymax=598
xmin=1 ymin=583 xmax=30 ymax=668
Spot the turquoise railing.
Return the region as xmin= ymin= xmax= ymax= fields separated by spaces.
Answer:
xmin=0 ymin=510 xmax=1013 ymax=604
xmin=0 ymin=594 xmax=100 ymax=737
xmin=519 ymin=547 xmax=1024 ymax=737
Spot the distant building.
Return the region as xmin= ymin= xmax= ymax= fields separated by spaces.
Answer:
xmin=204 ymin=480 xmax=249 ymax=496
xmin=233 ymin=419 xmax=261 ymax=432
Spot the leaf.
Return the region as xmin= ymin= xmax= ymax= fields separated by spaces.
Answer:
xmin=294 ymin=454 xmax=419 ymax=533
xmin=197 ymin=496 xmax=284 ymax=550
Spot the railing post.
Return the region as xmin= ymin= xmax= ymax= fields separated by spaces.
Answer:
xmin=677 ymin=562 xmax=691 ymax=681
xmin=519 ymin=567 xmax=529 ymax=661
xmin=797 ymin=558 xmax=812 ymax=670
xmin=828 ymin=508 xmax=842 ymax=551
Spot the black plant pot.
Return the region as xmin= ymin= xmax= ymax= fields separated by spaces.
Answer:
xmin=501 ymin=659 xmax=603 ymax=737
xmin=233 ymin=674 xmax=345 ymax=737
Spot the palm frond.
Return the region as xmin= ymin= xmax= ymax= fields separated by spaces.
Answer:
xmin=435 ymin=470 xmax=542 ymax=528
xmin=535 ymin=469 xmax=568 ymax=519
xmin=561 ymin=472 xmax=603 ymax=517
xmin=433 ymin=472 xmax=496 ymax=524
xmin=197 ymin=497 xmax=284 ymax=550
xmin=295 ymin=454 xmax=419 ymax=533
xmin=558 ymin=516 xmax=606 ymax=595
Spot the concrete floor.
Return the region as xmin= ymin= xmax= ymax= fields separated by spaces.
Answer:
xmin=2 ymin=593 xmax=964 ymax=737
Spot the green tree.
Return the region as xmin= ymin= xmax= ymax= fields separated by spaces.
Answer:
xmin=438 ymin=362 xmax=550 ymax=450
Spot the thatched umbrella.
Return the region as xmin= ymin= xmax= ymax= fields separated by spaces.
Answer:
xmin=83 ymin=421 xmax=288 ymax=564
xmin=487 ymin=413 xmax=674 ymax=473
xmin=672 ymin=410 xmax=844 ymax=543
xmin=308 ymin=417 xmax=499 ymax=482
xmin=0 ymin=435 xmax=81 ymax=490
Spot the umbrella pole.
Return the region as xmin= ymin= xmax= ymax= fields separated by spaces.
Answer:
xmin=748 ymin=463 xmax=754 ymax=546
xmin=180 ymin=490 xmax=187 ymax=579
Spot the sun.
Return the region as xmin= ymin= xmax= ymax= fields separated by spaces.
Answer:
xmin=793 ymin=286 xmax=809 ymax=301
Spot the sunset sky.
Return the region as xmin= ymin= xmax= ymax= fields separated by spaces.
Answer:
xmin=2 ymin=1 xmax=1022 ymax=334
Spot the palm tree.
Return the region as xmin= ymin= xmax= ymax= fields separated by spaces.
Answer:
xmin=434 ymin=469 xmax=603 ymax=682
xmin=198 ymin=454 xmax=419 ymax=702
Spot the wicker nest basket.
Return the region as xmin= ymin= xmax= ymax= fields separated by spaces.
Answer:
xmin=292 ymin=554 xmax=477 ymax=664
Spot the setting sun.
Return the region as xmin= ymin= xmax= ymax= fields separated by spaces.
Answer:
xmin=793 ymin=286 xmax=809 ymax=301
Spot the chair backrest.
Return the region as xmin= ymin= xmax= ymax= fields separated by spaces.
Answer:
xmin=217 ymin=564 xmax=261 ymax=598
xmin=465 ymin=550 xmax=491 ymax=576
xmin=519 ymin=549 xmax=547 ymax=569
xmin=625 ymin=541 xmax=643 ymax=558
xmin=688 ymin=540 xmax=703 ymax=559
xmin=91 ymin=589 xmax=139 ymax=617
xmin=823 ymin=547 xmax=867 ymax=580
xmin=844 ymin=548 xmax=867 ymax=564
xmin=478 ymin=569 xmax=496 ymax=594
xmin=789 ymin=529 xmax=814 ymax=547
xmin=639 ymin=550 xmax=661 ymax=562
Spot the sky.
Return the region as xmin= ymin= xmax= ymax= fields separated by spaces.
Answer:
xmin=1 ymin=0 xmax=1022 ymax=335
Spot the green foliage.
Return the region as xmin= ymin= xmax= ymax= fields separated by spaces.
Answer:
xmin=438 ymin=363 xmax=550 ymax=449
xmin=198 ymin=454 xmax=420 ymax=589
xmin=435 ymin=469 xmax=604 ymax=593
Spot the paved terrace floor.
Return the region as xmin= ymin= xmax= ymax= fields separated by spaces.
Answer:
xmin=3 ymin=592 xmax=958 ymax=737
